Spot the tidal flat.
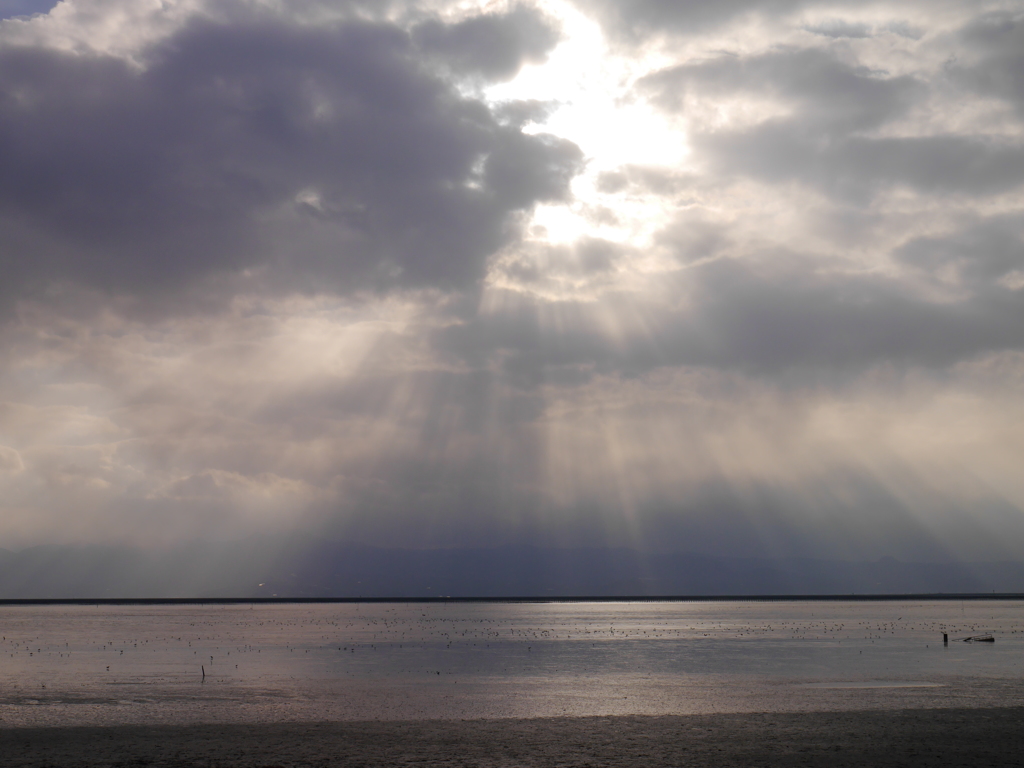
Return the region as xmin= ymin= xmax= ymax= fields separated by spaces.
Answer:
xmin=1 ymin=600 xmax=1022 ymax=765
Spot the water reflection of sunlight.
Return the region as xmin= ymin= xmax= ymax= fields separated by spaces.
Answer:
xmin=6 ymin=603 xmax=1023 ymax=726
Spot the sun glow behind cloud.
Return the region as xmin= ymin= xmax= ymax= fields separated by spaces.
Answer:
xmin=485 ymin=0 xmax=689 ymax=247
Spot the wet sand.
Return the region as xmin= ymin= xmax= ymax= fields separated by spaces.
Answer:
xmin=2 ymin=708 xmax=1023 ymax=767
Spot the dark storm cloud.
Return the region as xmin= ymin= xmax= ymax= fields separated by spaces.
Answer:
xmin=0 ymin=5 xmax=580 ymax=306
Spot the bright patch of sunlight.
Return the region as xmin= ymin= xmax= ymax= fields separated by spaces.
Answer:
xmin=486 ymin=0 xmax=689 ymax=248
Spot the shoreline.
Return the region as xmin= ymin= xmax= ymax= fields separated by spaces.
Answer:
xmin=3 ymin=707 xmax=1024 ymax=767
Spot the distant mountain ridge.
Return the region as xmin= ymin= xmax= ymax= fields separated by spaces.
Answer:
xmin=1 ymin=542 xmax=1023 ymax=598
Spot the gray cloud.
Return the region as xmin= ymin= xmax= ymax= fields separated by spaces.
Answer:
xmin=675 ymin=255 xmax=1024 ymax=373
xmin=596 ymin=165 xmax=699 ymax=197
xmin=699 ymin=131 xmax=1024 ymax=200
xmin=570 ymin=0 xmax=804 ymax=43
xmin=0 ymin=6 xmax=579 ymax=308
xmin=638 ymin=46 xmax=1024 ymax=201
xmin=412 ymin=3 xmax=561 ymax=82
xmin=640 ymin=46 xmax=925 ymax=134
xmin=804 ymin=19 xmax=873 ymax=38
xmin=894 ymin=214 xmax=1024 ymax=285
xmin=494 ymin=98 xmax=559 ymax=128
xmin=952 ymin=10 xmax=1024 ymax=114
xmin=445 ymin=254 xmax=1024 ymax=382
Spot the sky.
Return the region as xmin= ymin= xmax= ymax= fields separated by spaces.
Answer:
xmin=1 ymin=0 xmax=1024 ymax=565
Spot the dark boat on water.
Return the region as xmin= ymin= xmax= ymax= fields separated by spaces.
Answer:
xmin=963 ymin=634 xmax=995 ymax=642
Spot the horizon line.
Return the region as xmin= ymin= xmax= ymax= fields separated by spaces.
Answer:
xmin=1 ymin=593 xmax=1023 ymax=605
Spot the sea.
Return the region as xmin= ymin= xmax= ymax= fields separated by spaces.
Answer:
xmin=1 ymin=600 xmax=1022 ymax=727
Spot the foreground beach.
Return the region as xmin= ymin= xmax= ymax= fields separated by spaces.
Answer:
xmin=3 ymin=708 xmax=1023 ymax=767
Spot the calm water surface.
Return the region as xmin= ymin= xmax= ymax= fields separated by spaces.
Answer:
xmin=1 ymin=600 xmax=1022 ymax=726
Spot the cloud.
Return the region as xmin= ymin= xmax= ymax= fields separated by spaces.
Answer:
xmin=697 ymin=131 xmax=1024 ymax=200
xmin=2 ymin=283 xmax=1024 ymax=559
xmin=0 ymin=445 xmax=24 ymax=473
xmin=493 ymin=98 xmax=559 ymax=128
xmin=412 ymin=3 xmax=561 ymax=82
xmin=1 ymin=0 xmax=1024 ymax=567
xmin=634 ymin=48 xmax=1024 ymax=203
xmin=641 ymin=47 xmax=924 ymax=132
xmin=629 ymin=13 xmax=1024 ymax=205
xmin=675 ymin=254 xmax=1024 ymax=373
xmin=894 ymin=214 xmax=1024 ymax=285
xmin=451 ymin=248 xmax=1024 ymax=384
xmin=951 ymin=10 xmax=1024 ymax=115
xmin=804 ymin=18 xmax=873 ymax=38
xmin=0 ymin=4 xmax=580 ymax=309
xmin=570 ymin=0 xmax=805 ymax=43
